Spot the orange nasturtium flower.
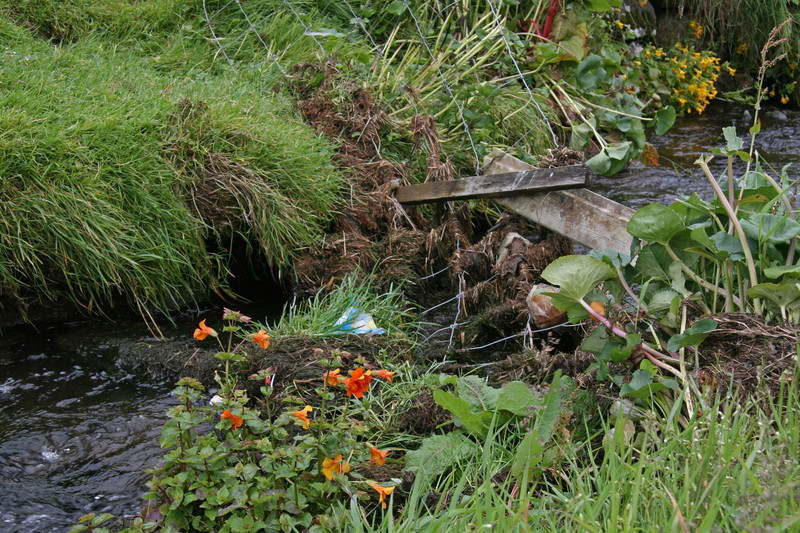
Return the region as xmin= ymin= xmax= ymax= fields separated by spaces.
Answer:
xmin=322 ymin=453 xmax=351 ymax=480
xmin=251 ymin=329 xmax=271 ymax=349
xmin=293 ymin=405 xmax=313 ymax=429
xmin=375 ymin=369 xmax=395 ymax=383
xmin=193 ymin=319 xmax=217 ymax=341
xmin=343 ymin=368 xmax=373 ymax=398
xmin=372 ymin=484 xmax=395 ymax=509
xmin=220 ymin=409 xmax=243 ymax=429
xmin=324 ymin=368 xmax=341 ymax=386
xmin=369 ymin=446 xmax=390 ymax=466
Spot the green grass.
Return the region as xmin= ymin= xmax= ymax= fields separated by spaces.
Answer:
xmin=343 ymin=371 xmax=800 ymax=532
xmin=0 ymin=9 xmax=347 ymax=318
xmin=262 ymin=270 xmax=417 ymax=340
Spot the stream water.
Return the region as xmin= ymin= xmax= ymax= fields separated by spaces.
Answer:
xmin=1 ymin=101 xmax=798 ymax=532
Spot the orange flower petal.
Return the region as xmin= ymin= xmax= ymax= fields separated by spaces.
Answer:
xmin=369 ymin=446 xmax=389 ymax=466
xmin=372 ymin=484 xmax=395 ymax=508
xmin=220 ymin=409 xmax=243 ymax=429
xmin=252 ymin=329 xmax=271 ymax=349
xmin=193 ymin=319 xmax=216 ymax=340
xmin=292 ymin=405 xmax=313 ymax=429
xmin=375 ymin=369 xmax=395 ymax=383
xmin=324 ymin=368 xmax=341 ymax=386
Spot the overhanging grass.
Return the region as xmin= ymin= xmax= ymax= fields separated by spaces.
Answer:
xmin=0 ymin=18 xmax=346 ymax=317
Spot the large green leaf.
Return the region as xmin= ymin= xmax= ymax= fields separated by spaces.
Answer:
xmin=628 ymin=203 xmax=686 ymax=244
xmin=666 ymin=318 xmax=717 ymax=351
xmin=576 ymin=54 xmax=606 ymax=89
xmin=433 ymin=389 xmax=488 ymax=439
xmin=456 ymin=375 xmax=500 ymax=413
xmin=541 ymin=255 xmax=616 ymax=301
xmin=497 ymin=381 xmax=540 ymax=416
xmin=748 ymin=282 xmax=800 ymax=310
xmin=404 ymin=433 xmax=477 ymax=478
xmin=764 ymin=265 xmax=800 ymax=279
xmin=740 ymin=213 xmax=800 ymax=244
xmin=620 ymin=369 xmax=679 ymax=399
xmin=654 ymin=106 xmax=676 ymax=135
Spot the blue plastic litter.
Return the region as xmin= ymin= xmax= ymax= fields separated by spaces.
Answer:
xmin=332 ymin=306 xmax=385 ymax=335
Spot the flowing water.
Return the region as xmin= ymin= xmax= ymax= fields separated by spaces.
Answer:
xmin=594 ymin=101 xmax=800 ymax=209
xmin=1 ymin=101 xmax=799 ymax=532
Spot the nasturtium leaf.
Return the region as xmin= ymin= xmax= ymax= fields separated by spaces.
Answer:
xmin=628 ymin=203 xmax=686 ymax=244
xmin=666 ymin=318 xmax=717 ymax=351
xmin=655 ymin=106 xmax=676 ymax=135
xmin=740 ymin=213 xmax=800 ymax=244
xmin=541 ymin=255 xmax=616 ymax=301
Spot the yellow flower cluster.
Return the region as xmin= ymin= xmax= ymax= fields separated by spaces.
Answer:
xmin=641 ymin=43 xmax=722 ymax=115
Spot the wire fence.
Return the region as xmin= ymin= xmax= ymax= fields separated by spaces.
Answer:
xmin=202 ymin=0 xmax=568 ymax=357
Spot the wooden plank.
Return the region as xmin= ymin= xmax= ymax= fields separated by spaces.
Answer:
xmin=395 ymin=165 xmax=591 ymax=205
xmin=484 ymin=151 xmax=634 ymax=254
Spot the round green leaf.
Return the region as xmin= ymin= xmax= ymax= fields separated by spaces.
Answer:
xmin=541 ymin=255 xmax=616 ymax=301
xmin=627 ymin=203 xmax=686 ymax=244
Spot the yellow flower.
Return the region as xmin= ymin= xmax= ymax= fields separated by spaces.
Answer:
xmin=782 ymin=95 xmax=790 ymax=104
xmin=616 ymin=20 xmax=624 ymax=30
xmin=728 ymin=68 xmax=736 ymax=76
xmin=737 ymin=43 xmax=747 ymax=54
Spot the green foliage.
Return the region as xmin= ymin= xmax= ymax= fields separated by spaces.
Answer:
xmin=406 ymin=372 xmax=581 ymax=484
xmin=118 ymin=310 xmax=399 ymax=531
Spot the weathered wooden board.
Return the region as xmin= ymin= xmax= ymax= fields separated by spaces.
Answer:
xmin=395 ymin=165 xmax=591 ymax=205
xmin=484 ymin=151 xmax=634 ymax=253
